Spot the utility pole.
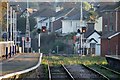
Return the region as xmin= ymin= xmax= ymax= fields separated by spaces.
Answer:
xmin=7 ymin=3 xmax=9 ymax=41
xmin=25 ymin=0 xmax=31 ymax=53
xmin=10 ymin=6 xmax=13 ymax=56
xmin=15 ymin=11 xmax=17 ymax=46
xmin=80 ymin=1 xmax=83 ymax=55
xmin=10 ymin=7 xmax=13 ymax=42
xmin=13 ymin=10 xmax=15 ymax=43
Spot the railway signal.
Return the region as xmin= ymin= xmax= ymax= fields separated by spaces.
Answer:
xmin=82 ymin=27 xmax=86 ymax=33
xmin=77 ymin=29 xmax=80 ymax=33
xmin=42 ymin=26 xmax=46 ymax=33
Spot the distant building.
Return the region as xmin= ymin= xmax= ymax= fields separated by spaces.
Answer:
xmin=85 ymin=30 xmax=101 ymax=56
xmin=74 ymin=22 xmax=101 ymax=56
xmin=101 ymin=2 xmax=120 ymax=56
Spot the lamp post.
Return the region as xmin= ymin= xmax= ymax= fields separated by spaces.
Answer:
xmin=7 ymin=3 xmax=9 ymax=41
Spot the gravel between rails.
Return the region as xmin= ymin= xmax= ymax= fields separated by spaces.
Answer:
xmin=50 ymin=65 xmax=71 ymax=80
xmin=65 ymin=65 xmax=106 ymax=80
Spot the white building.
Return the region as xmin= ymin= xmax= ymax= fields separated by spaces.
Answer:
xmin=62 ymin=20 xmax=80 ymax=33
xmin=94 ymin=17 xmax=102 ymax=32
xmin=85 ymin=30 xmax=101 ymax=56
xmin=62 ymin=20 xmax=87 ymax=34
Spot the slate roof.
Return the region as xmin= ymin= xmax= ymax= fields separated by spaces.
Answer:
xmin=101 ymin=31 xmax=117 ymax=39
xmin=96 ymin=2 xmax=120 ymax=16
xmin=84 ymin=30 xmax=101 ymax=38
xmin=88 ymin=38 xmax=98 ymax=43
xmin=31 ymin=8 xmax=56 ymax=17
xmin=54 ymin=8 xmax=73 ymax=19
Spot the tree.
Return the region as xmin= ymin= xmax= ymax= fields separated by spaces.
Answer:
xmin=83 ymin=2 xmax=98 ymax=22
xmin=0 ymin=1 xmax=7 ymax=38
xmin=17 ymin=17 xmax=37 ymax=33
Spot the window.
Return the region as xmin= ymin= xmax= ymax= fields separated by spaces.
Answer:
xmin=46 ymin=23 xmax=48 ymax=26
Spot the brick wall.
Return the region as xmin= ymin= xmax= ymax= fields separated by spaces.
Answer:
xmin=101 ymin=39 xmax=109 ymax=56
xmin=109 ymin=35 xmax=119 ymax=55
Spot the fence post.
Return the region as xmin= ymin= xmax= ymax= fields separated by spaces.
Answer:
xmin=10 ymin=46 xmax=11 ymax=58
xmin=13 ymin=46 xmax=14 ymax=55
xmin=6 ymin=47 xmax=8 ymax=59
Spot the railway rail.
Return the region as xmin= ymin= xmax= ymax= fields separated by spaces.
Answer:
xmin=48 ymin=64 xmax=74 ymax=80
xmin=65 ymin=64 xmax=108 ymax=80
xmin=88 ymin=64 xmax=120 ymax=80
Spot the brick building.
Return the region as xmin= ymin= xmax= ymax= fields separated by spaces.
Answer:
xmin=101 ymin=2 xmax=120 ymax=56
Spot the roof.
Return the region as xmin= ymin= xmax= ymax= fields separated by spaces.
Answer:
xmin=84 ymin=30 xmax=101 ymax=38
xmin=31 ymin=8 xmax=55 ymax=17
xmin=55 ymin=8 xmax=73 ymax=19
xmin=101 ymin=31 xmax=116 ymax=39
xmin=62 ymin=8 xmax=89 ymax=20
xmin=89 ymin=38 xmax=98 ymax=43
xmin=96 ymin=2 xmax=120 ymax=16
xmin=108 ymin=32 xmax=120 ymax=39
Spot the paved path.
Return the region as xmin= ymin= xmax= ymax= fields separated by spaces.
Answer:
xmin=0 ymin=53 xmax=41 ymax=76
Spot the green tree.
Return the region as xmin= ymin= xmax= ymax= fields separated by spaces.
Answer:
xmin=17 ymin=17 xmax=37 ymax=33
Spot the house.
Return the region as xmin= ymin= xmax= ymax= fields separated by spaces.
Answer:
xmin=61 ymin=8 xmax=88 ymax=34
xmin=101 ymin=2 xmax=120 ymax=56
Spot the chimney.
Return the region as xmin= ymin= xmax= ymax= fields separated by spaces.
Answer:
xmin=87 ymin=22 xmax=95 ymax=31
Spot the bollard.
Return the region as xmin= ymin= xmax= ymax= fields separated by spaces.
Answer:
xmin=9 ymin=46 xmax=11 ymax=58
xmin=6 ymin=47 xmax=8 ymax=59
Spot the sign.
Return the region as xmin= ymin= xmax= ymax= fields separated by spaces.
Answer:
xmin=25 ymin=37 xmax=31 ymax=48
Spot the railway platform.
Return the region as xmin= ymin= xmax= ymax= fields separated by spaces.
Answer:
xmin=105 ymin=55 xmax=120 ymax=70
xmin=0 ymin=53 xmax=42 ymax=79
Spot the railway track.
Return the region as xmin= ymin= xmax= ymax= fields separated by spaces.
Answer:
xmin=65 ymin=64 xmax=108 ymax=80
xmin=88 ymin=64 xmax=120 ymax=80
xmin=48 ymin=64 xmax=74 ymax=80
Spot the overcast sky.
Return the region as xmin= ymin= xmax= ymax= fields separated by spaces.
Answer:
xmin=5 ymin=0 xmax=120 ymax=2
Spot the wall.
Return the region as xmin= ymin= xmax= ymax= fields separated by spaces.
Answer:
xmin=109 ymin=34 xmax=119 ymax=55
xmin=95 ymin=17 xmax=102 ymax=31
xmin=101 ymin=39 xmax=109 ymax=56
xmin=0 ymin=41 xmax=14 ymax=57
xmin=62 ymin=20 xmax=81 ymax=34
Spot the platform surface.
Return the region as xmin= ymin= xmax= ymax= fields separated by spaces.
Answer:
xmin=0 ymin=53 xmax=40 ymax=76
xmin=105 ymin=55 xmax=120 ymax=60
